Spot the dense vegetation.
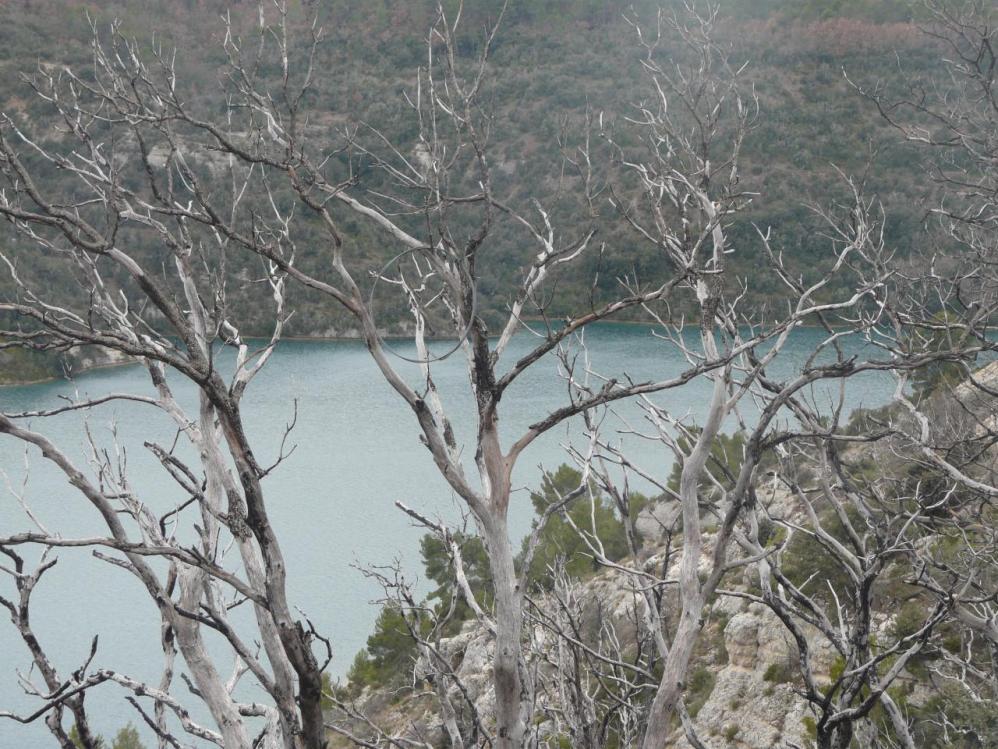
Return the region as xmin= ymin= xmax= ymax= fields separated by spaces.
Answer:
xmin=0 ymin=0 xmax=951 ymax=384
xmin=337 ymin=463 xmax=648 ymax=695
xmin=0 ymin=344 xmax=64 ymax=384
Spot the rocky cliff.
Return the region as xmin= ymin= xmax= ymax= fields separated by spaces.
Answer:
xmin=325 ymin=478 xmax=920 ymax=748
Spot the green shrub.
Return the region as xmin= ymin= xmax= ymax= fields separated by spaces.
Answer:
xmin=802 ymin=715 xmax=818 ymax=741
xmin=70 ymin=725 xmax=146 ymax=749
xmin=912 ymin=684 xmax=998 ymax=748
xmin=666 ymin=431 xmax=758 ymax=503
xmin=69 ymin=727 xmax=106 ymax=749
xmin=942 ymin=631 xmax=963 ymax=654
xmin=891 ymin=600 xmax=927 ymax=642
xmin=346 ymin=605 xmax=418 ymax=693
xmin=763 ymin=660 xmax=796 ymax=684
xmin=321 ymin=671 xmax=355 ymax=709
xmin=346 ymin=465 xmax=648 ymax=692
xmin=422 ymin=530 xmax=492 ymax=628
xmin=779 ymin=518 xmax=856 ymax=609
xmin=520 ymin=465 xmax=645 ymax=588
xmin=111 ymin=725 xmax=146 ymax=749
xmin=686 ymin=666 xmax=716 ymax=718
xmin=909 ymin=312 xmax=974 ymax=396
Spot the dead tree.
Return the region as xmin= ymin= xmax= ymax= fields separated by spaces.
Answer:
xmin=0 ymin=3 xmax=688 ymax=746
xmin=0 ymin=8 xmax=325 ymax=748
xmin=733 ymin=401 xmax=948 ymax=749
xmin=2 ymin=3 xmax=997 ymax=749
xmin=548 ymin=5 xmax=998 ymax=747
xmin=843 ymin=0 xmax=998 ymax=736
xmin=0 ymin=549 xmax=101 ymax=749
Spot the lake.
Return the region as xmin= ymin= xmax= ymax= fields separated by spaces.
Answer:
xmin=0 ymin=324 xmax=893 ymax=747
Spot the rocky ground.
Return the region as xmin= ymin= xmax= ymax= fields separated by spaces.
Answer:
xmin=324 ymin=478 xmax=914 ymax=748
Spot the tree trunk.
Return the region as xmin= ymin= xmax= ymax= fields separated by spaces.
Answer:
xmin=175 ymin=567 xmax=252 ymax=748
xmin=639 ymin=609 xmax=703 ymax=748
xmin=640 ymin=319 xmax=727 ymax=749
xmin=216 ymin=402 xmax=327 ymax=749
xmin=478 ymin=508 xmax=525 ymax=748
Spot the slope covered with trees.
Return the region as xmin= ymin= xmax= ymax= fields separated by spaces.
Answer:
xmin=0 ymin=0 xmax=947 ymax=365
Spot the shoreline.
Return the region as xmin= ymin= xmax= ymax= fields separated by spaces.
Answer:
xmin=0 ymin=318 xmax=845 ymax=388
xmin=0 ymin=357 xmax=140 ymax=389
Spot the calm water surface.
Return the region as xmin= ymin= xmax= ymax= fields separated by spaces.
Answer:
xmin=0 ymin=325 xmax=893 ymax=746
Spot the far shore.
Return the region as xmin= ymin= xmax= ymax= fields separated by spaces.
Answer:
xmin=0 ymin=317 xmax=853 ymax=389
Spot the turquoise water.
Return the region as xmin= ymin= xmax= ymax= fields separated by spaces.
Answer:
xmin=0 ymin=325 xmax=893 ymax=746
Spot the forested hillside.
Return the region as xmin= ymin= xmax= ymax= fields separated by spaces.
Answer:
xmin=0 ymin=0 xmax=947 ymax=381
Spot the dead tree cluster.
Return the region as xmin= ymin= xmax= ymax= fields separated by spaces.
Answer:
xmin=1 ymin=2 xmax=997 ymax=748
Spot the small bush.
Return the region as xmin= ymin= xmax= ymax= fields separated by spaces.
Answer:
xmin=763 ymin=660 xmax=796 ymax=684
xmin=912 ymin=684 xmax=998 ymax=748
xmin=802 ymin=716 xmax=818 ymax=741
xmin=686 ymin=666 xmax=717 ymax=718
xmin=891 ymin=600 xmax=927 ymax=642
xmin=780 ymin=517 xmax=856 ymax=609
xmin=346 ymin=605 xmax=417 ymax=694
xmin=111 ymin=725 xmax=146 ymax=749
xmin=520 ymin=465 xmax=646 ymax=588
